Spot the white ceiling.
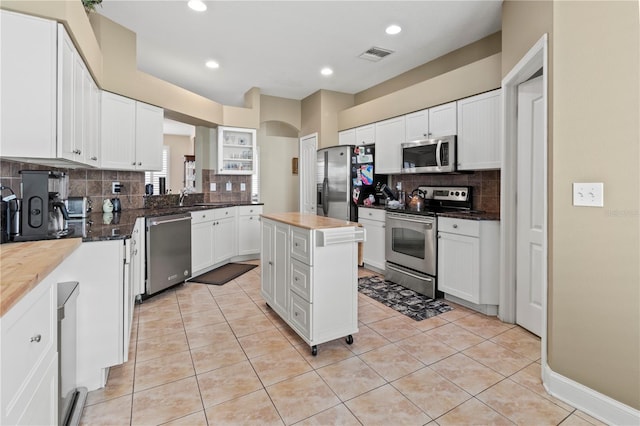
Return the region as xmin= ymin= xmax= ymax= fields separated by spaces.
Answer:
xmin=98 ymin=1 xmax=502 ymax=107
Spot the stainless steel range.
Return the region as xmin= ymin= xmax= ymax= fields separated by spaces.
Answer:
xmin=385 ymin=186 xmax=472 ymax=298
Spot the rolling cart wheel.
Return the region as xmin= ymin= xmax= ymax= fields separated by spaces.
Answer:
xmin=265 ymin=303 xmax=271 ymax=310
xmin=345 ymin=335 xmax=354 ymax=345
xmin=311 ymin=345 xmax=318 ymax=356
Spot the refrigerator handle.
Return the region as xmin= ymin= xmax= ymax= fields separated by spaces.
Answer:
xmin=322 ymin=177 xmax=329 ymax=215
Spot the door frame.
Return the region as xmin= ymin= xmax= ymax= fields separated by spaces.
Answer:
xmin=299 ymin=132 xmax=318 ymax=213
xmin=500 ymin=34 xmax=548 ymax=359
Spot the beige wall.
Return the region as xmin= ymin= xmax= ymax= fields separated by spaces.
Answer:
xmin=257 ymin=127 xmax=299 ymax=214
xmin=338 ymin=54 xmax=501 ymax=130
xmin=301 ymin=91 xmax=322 ymax=143
xmin=260 ymin=95 xmax=301 ymax=132
xmin=356 ymin=31 xmax=502 ymax=104
xmin=549 ymin=0 xmax=639 ymax=409
xmin=164 ymin=134 xmax=194 ymax=194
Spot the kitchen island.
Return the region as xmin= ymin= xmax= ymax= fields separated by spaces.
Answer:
xmin=260 ymin=212 xmax=365 ymax=355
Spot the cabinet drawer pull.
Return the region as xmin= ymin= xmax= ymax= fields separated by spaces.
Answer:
xmin=268 ymin=261 xmax=273 ymax=266
xmin=30 ymin=334 xmax=41 ymax=343
xmin=294 ymin=277 xmax=299 ymax=281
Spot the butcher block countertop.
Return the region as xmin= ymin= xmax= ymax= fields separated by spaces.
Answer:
xmin=261 ymin=212 xmax=359 ymax=230
xmin=1 ymin=238 xmax=81 ymax=317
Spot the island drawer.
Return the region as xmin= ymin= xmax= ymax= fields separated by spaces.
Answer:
xmin=291 ymin=227 xmax=312 ymax=265
xmin=290 ymin=258 xmax=312 ymax=302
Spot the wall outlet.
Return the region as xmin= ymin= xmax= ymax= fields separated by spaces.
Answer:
xmin=240 ymin=183 xmax=246 ymax=191
xmin=226 ymin=181 xmax=232 ymax=191
xmin=210 ymin=182 xmax=216 ymax=191
xmin=573 ymin=182 xmax=604 ymax=207
xmin=112 ymin=181 xmax=121 ymax=194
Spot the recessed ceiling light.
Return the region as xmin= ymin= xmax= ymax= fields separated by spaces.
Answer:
xmin=188 ymin=0 xmax=207 ymax=12
xmin=321 ymin=67 xmax=333 ymax=76
xmin=205 ymin=60 xmax=219 ymax=69
xmin=385 ymin=24 xmax=402 ymax=35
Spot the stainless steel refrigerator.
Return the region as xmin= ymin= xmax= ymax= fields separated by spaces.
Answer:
xmin=317 ymin=145 xmax=385 ymax=222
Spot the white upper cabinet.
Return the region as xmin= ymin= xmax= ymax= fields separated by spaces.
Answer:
xmin=338 ymin=128 xmax=356 ymax=146
xmin=456 ymin=89 xmax=502 ymax=170
xmin=217 ymin=126 xmax=257 ymax=175
xmin=1 ymin=11 xmax=100 ymax=166
xmin=375 ymin=116 xmax=405 ymax=174
xmin=101 ymin=92 xmax=136 ymax=170
xmin=428 ymin=101 xmax=457 ymax=137
xmin=405 ymin=110 xmax=430 ymax=142
xmin=101 ymin=92 xmax=163 ymax=171
xmin=135 ymin=102 xmax=163 ymax=171
xmin=1 ymin=11 xmax=58 ymax=159
xmin=355 ymin=124 xmax=375 ymax=145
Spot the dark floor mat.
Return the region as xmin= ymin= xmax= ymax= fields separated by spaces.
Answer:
xmin=190 ymin=263 xmax=257 ymax=285
xmin=358 ymin=275 xmax=452 ymax=321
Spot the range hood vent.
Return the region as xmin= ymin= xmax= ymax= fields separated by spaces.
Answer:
xmin=358 ymin=46 xmax=394 ymax=62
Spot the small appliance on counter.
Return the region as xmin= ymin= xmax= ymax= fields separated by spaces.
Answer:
xmin=13 ymin=170 xmax=73 ymax=241
xmin=111 ymin=197 xmax=122 ymax=212
xmin=66 ymin=196 xmax=92 ymax=218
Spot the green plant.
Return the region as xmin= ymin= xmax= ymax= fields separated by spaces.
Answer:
xmin=82 ymin=0 xmax=103 ymax=12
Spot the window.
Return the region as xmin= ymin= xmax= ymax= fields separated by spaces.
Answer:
xmin=145 ymin=146 xmax=170 ymax=194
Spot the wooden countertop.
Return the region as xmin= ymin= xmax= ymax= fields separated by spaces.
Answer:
xmin=1 ymin=238 xmax=82 ymax=316
xmin=261 ymin=212 xmax=359 ymax=230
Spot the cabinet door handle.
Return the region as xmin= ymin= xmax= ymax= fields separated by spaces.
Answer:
xmin=453 ymin=224 xmax=458 ymax=228
xmin=268 ymin=261 xmax=273 ymax=265
xmin=294 ymin=277 xmax=299 ymax=281
xmin=91 ymin=156 xmax=98 ymax=161
xmin=30 ymin=334 xmax=42 ymax=343
xmin=138 ymin=162 xmax=142 ymax=166
xmin=132 ymin=162 xmax=137 ymax=166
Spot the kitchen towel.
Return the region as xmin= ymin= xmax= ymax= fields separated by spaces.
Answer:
xmin=190 ymin=263 xmax=257 ymax=286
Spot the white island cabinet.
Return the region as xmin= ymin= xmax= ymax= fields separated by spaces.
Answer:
xmin=261 ymin=213 xmax=364 ymax=355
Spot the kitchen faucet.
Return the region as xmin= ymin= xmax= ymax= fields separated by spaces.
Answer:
xmin=179 ymin=188 xmax=188 ymax=206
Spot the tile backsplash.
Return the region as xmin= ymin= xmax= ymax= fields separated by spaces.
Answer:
xmin=391 ymin=170 xmax=500 ymax=213
xmin=0 ymin=160 xmax=254 ymax=210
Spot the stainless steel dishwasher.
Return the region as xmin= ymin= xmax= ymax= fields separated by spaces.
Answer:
xmin=146 ymin=213 xmax=192 ymax=296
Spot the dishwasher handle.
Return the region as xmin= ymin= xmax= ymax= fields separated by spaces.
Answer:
xmin=147 ymin=215 xmax=192 ymax=227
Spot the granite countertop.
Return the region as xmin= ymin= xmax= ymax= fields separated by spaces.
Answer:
xmin=262 ymin=212 xmax=360 ymax=230
xmin=383 ymin=206 xmax=500 ymax=221
xmin=77 ymin=202 xmax=264 ymax=242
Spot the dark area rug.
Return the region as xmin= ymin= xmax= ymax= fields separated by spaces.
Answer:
xmin=191 ymin=263 xmax=257 ymax=285
xmin=358 ymin=275 xmax=452 ymax=321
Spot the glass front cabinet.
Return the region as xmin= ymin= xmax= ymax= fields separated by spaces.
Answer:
xmin=217 ymin=126 xmax=256 ymax=175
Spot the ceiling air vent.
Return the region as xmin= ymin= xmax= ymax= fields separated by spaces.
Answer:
xmin=359 ymin=46 xmax=394 ymax=62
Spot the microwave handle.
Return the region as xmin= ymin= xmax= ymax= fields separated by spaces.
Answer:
xmin=435 ymin=140 xmax=443 ymax=168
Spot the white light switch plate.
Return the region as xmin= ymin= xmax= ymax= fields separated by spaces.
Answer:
xmin=240 ymin=183 xmax=246 ymax=191
xmin=210 ymin=182 xmax=216 ymax=191
xmin=573 ymin=182 xmax=604 ymax=207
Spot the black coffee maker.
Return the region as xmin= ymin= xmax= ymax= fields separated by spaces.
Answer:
xmin=15 ymin=170 xmax=71 ymax=241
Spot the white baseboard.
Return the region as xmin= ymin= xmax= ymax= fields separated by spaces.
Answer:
xmin=543 ymin=363 xmax=640 ymax=425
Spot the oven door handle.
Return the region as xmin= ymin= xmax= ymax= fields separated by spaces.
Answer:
xmin=388 ymin=216 xmax=434 ymax=226
xmin=435 ymin=140 xmax=443 ymax=168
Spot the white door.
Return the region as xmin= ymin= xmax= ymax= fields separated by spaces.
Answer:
xmin=299 ymin=133 xmax=317 ymax=214
xmin=516 ymin=75 xmax=544 ymax=336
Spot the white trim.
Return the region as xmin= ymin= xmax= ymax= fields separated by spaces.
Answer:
xmin=299 ymin=132 xmax=318 ymax=213
xmin=543 ymin=365 xmax=640 ymax=425
xmin=500 ymin=34 xmax=548 ymax=342
xmin=501 ymin=33 xmax=640 ymax=426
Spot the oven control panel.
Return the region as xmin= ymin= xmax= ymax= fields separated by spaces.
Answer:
xmin=418 ymin=186 xmax=470 ymax=202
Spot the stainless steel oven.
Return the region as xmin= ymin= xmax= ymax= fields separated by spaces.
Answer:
xmin=385 ymin=211 xmax=437 ymax=298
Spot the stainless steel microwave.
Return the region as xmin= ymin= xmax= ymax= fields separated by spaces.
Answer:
xmin=401 ymin=135 xmax=456 ymax=173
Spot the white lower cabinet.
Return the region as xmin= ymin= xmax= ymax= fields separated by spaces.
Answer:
xmin=54 ymin=240 xmax=129 ymax=390
xmin=191 ymin=207 xmax=238 ymax=275
xmin=238 ymin=205 xmax=262 ymax=255
xmin=358 ymin=207 xmax=386 ymax=271
xmin=1 ymin=272 xmax=58 ymax=426
xmin=261 ymin=218 xmax=360 ymax=355
xmin=437 ymin=217 xmax=500 ymax=315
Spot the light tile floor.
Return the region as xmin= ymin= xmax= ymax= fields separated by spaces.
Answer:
xmin=80 ymin=262 xmax=606 ymax=426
